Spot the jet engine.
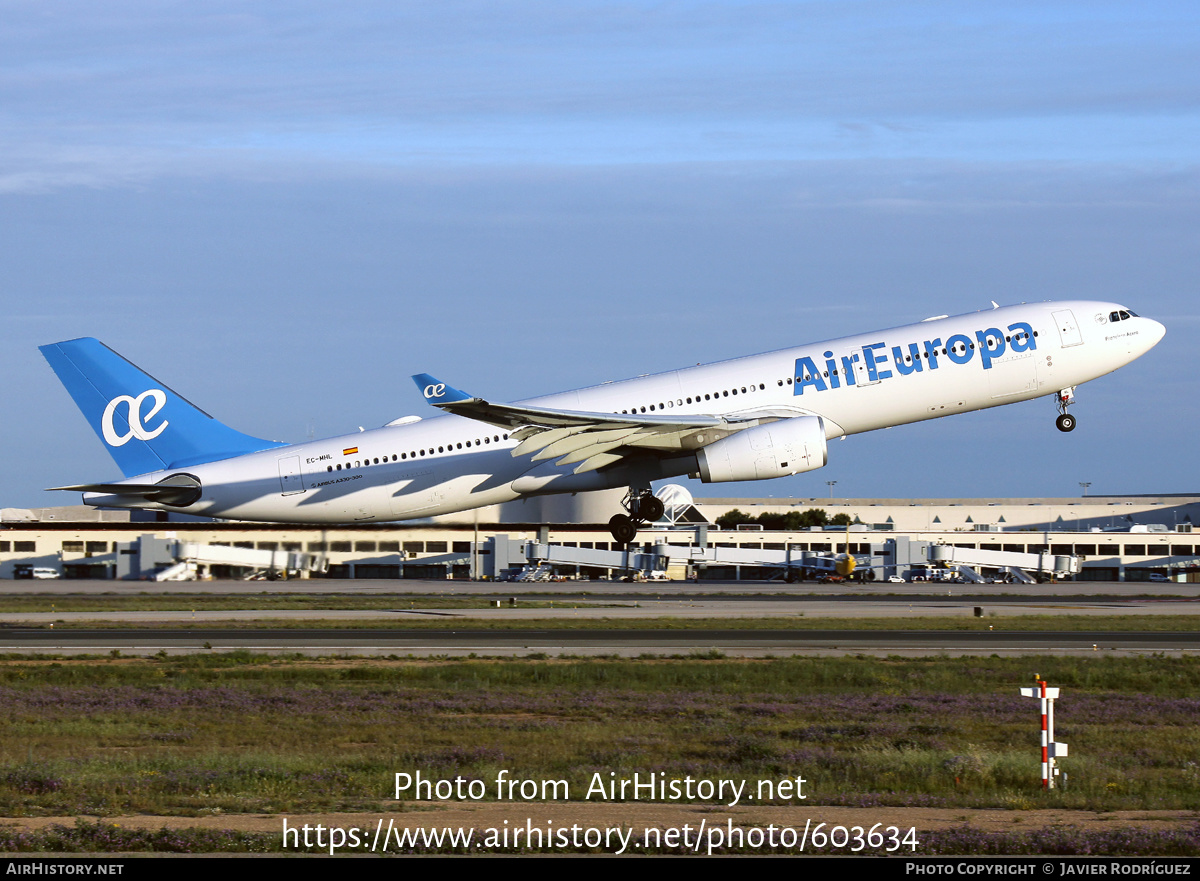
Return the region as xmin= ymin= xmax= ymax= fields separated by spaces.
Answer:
xmin=694 ymin=416 xmax=828 ymax=483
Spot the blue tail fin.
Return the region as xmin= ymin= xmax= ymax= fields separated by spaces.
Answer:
xmin=40 ymin=338 xmax=285 ymax=478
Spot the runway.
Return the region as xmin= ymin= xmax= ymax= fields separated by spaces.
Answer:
xmin=1 ymin=579 xmax=1196 ymax=656
xmin=3 ymin=626 xmax=1197 ymax=658
xmin=9 ymin=578 xmax=1199 ymax=598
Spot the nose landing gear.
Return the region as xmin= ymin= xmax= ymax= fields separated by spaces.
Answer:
xmin=1055 ymin=387 xmax=1076 ymax=432
xmin=608 ymin=489 xmax=665 ymax=546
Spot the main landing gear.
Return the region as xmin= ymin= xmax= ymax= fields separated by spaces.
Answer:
xmin=608 ymin=489 xmax=665 ymax=546
xmin=1055 ymin=387 xmax=1077 ymax=433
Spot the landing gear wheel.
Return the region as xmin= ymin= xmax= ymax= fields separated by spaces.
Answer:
xmin=638 ymin=495 xmax=665 ymax=523
xmin=1056 ymin=413 xmax=1076 ymax=433
xmin=608 ymin=513 xmax=638 ymax=545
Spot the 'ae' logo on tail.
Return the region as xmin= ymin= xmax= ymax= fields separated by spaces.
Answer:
xmin=102 ymin=389 xmax=169 ymax=447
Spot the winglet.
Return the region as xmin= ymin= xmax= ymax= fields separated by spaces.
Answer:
xmin=411 ymin=374 xmax=475 ymax=406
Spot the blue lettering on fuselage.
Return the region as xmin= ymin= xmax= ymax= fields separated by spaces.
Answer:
xmin=794 ymin=356 xmax=828 ymax=394
xmin=862 ymin=342 xmax=892 ymax=381
xmin=793 ymin=321 xmax=1036 ymax=396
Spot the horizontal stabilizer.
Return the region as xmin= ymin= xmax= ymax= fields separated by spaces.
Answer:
xmin=48 ymin=473 xmax=203 ymax=507
xmin=48 ymin=483 xmax=174 ymax=494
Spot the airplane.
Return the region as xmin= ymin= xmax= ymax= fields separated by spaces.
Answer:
xmin=40 ymin=300 xmax=1164 ymax=544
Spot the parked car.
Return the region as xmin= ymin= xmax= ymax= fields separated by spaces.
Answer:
xmin=14 ymin=565 xmax=61 ymax=580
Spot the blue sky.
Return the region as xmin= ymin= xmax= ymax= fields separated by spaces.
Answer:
xmin=3 ymin=1 xmax=1197 ymax=510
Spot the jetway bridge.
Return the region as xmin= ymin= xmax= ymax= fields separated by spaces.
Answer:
xmin=74 ymin=535 xmax=328 ymax=581
xmin=927 ymin=544 xmax=1080 ymax=583
xmin=509 ymin=532 xmax=1081 ymax=583
xmin=62 ymin=530 xmax=1080 ymax=584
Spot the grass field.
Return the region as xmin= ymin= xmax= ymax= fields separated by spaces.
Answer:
xmin=1 ymin=653 xmax=1197 ymax=816
xmin=1 ymin=595 xmax=1197 ymax=854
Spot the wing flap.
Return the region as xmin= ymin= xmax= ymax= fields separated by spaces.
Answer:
xmin=512 ymin=426 xmax=577 ymax=458
xmin=530 ymin=427 xmax=644 ymax=462
xmin=572 ymin=452 xmax=625 ymax=474
xmin=554 ymin=431 xmax=654 ymax=466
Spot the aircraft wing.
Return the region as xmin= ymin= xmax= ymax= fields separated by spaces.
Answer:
xmin=411 ymin=374 xmax=749 ymax=474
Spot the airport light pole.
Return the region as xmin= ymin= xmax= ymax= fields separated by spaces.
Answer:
xmin=827 ymin=481 xmax=837 ymax=500
xmin=1079 ymin=482 xmax=1091 ymax=497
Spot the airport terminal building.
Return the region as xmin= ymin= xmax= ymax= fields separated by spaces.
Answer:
xmin=1 ymin=492 xmax=1196 ymax=584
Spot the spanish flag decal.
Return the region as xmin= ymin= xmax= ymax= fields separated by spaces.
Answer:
xmin=342 ymin=447 xmax=359 ymax=456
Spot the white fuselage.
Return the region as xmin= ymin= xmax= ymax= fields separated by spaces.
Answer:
xmin=86 ymin=301 xmax=1164 ymax=523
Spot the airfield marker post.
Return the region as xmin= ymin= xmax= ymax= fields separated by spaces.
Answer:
xmin=1019 ymin=675 xmax=1068 ymax=789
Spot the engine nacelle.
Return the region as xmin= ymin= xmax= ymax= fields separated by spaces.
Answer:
xmin=695 ymin=416 xmax=828 ymax=483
